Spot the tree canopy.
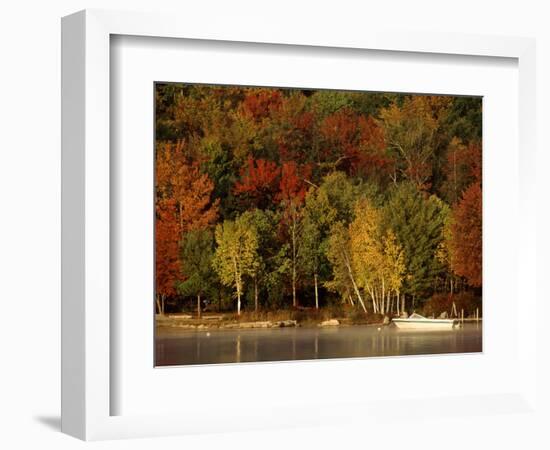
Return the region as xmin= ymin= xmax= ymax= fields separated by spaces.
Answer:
xmin=155 ymin=84 xmax=482 ymax=315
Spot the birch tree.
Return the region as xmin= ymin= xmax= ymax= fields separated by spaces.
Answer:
xmin=349 ymin=199 xmax=384 ymax=313
xmin=325 ymin=222 xmax=367 ymax=312
xmin=298 ymin=189 xmax=336 ymax=308
xmin=350 ymin=199 xmax=405 ymax=314
xmin=212 ymin=217 xmax=259 ymax=315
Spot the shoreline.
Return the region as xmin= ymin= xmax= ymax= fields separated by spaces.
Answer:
xmin=155 ymin=313 xmax=482 ymax=337
xmin=156 ymin=315 xmax=380 ymax=336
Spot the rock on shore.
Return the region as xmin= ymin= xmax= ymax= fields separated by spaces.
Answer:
xmin=319 ymin=319 xmax=340 ymax=327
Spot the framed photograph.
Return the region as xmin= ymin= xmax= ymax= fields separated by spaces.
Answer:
xmin=62 ymin=9 xmax=537 ymax=441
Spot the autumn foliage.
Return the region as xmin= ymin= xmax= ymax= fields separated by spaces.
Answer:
xmin=154 ymin=83 xmax=482 ymax=315
xmin=155 ymin=141 xmax=218 ymax=310
xmin=276 ymin=161 xmax=312 ymax=206
xmin=241 ymin=89 xmax=282 ymax=121
xmin=449 ymin=183 xmax=482 ymax=288
xmin=155 ymin=199 xmax=180 ymax=313
xmin=234 ymin=157 xmax=281 ymax=209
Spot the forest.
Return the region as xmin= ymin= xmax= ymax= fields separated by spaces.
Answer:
xmin=155 ymin=83 xmax=482 ymax=321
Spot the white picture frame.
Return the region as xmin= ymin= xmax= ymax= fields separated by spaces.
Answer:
xmin=61 ymin=9 xmax=537 ymax=441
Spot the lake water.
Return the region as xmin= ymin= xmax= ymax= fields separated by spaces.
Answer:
xmin=155 ymin=323 xmax=482 ymax=366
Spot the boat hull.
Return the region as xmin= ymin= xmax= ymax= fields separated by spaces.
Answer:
xmin=392 ymin=319 xmax=455 ymax=330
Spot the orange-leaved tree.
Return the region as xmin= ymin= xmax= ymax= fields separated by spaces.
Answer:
xmin=155 ymin=141 xmax=219 ymax=313
xmin=156 ymin=141 xmax=219 ymax=238
xmin=449 ymin=182 xmax=482 ymax=288
xmin=155 ymin=199 xmax=180 ymax=314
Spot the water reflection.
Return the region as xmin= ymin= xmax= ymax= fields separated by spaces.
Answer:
xmin=155 ymin=324 xmax=482 ymax=367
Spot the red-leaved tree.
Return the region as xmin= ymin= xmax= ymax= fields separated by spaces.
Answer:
xmin=233 ymin=157 xmax=281 ymax=210
xmin=319 ymin=108 xmax=359 ymax=171
xmin=241 ymin=89 xmax=282 ymax=122
xmin=443 ymin=139 xmax=482 ymax=204
xmin=351 ymin=116 xmax=393 ymax=182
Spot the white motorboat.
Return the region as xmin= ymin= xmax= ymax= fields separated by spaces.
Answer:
xmin=392 ymin=313 xmax=456 ymax=330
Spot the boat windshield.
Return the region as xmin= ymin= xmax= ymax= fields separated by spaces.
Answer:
xmin=409 ymin=313 xmax=426 ymax=319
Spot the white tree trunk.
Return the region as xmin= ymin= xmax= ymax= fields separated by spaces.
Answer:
xmin=382 ymin=277 xmax=386 ymax=314
xmin=352 ymin=279 xmax=366 ymax=313
xmin=314 ymin=273 xmax=319 ymax=309
xmin=232 ymin=256 xmax=241 ymax=315
xmin=368 ymin=287 xmax=377 ymax=314
xmin=254 ymin=276 xmax=259 ymax=313
xmin=237 ymin=288 xmax=241 ymax=315
xmin=342 ymin=250 xmax=366 ymax=312
xmin=156 ymin=294 xmax=162 ymax=315
xmin=345 ymin=259 xmax=366 ymax=313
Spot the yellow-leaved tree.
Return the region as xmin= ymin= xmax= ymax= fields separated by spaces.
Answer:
xmin=350 ymin=199 xmax=405 ymax=315
xmin=212 ymin=216 xmax=259 ymax=315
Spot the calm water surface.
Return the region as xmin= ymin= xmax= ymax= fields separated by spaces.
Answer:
xmin=155 ymin=324 xmax=482 ymax=366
